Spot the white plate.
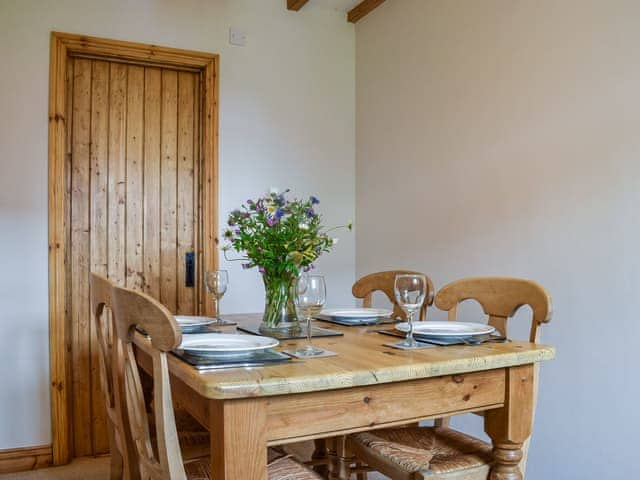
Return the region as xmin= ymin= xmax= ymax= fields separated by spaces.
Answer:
xmin=179 ymin=333 xmax=279 ymax=357
xmin=394 ymin=321 xmax=495 ymax=337
xmin=175 ymin=315 xmax=217 ymax=328
xmin=321 ymin=308 xmax=393 ymax=319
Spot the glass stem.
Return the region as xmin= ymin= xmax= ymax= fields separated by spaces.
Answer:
xmin=407 ymin=310 xmax=415 ymax=343
xmin=213 ymin=296 xmax=220 ymax=319
xmin=306 ymin=315 xmax=314 ymax=350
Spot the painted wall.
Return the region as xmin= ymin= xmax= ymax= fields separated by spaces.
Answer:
xmin=356 ymin=0 xmax=640 ymax=478
xmin=0 ymin=0 xmax=355 ymax=449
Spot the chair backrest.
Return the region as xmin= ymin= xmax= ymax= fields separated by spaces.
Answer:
xmin=434 ymin=276 xmax=552 ymax=476
xmin=434 ymin=276 xmax=552 ymax=342
xmin=352 ymin=270 xmax=435 ymax=320
xmin=111 ymin=284 xmax=185 ymax=480
xmin=90 ymin=273 xmax=138 ymax=479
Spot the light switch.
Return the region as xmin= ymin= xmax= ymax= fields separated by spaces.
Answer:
xmin=229 ymin=27 xmax=247 ymax=47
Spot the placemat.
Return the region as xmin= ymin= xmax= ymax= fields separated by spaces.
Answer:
xmin=172 ymin=348 xmax=292 ymax=371
xmin=282 ymin=349 xmax=338 ymax=358
xmin=238 ymin=324 xmax=343 ymax=340
xmin=383 ymin=341 xmax=436 ymax=350
xmin=377 ymin=328 xmax=508 ymax=346
xmin=314 ymin=314 xmax=397 ymax=327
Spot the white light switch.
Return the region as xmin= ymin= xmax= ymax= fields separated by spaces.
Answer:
xmin=229 ymin=27 xmax=247 ymax=47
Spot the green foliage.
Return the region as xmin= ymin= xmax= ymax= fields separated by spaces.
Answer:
xmin=223 ymin=189 xmax=351 ymax=278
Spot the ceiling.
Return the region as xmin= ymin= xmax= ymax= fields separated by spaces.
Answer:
xmin=322 ymin=0 xmax=362 ymax=11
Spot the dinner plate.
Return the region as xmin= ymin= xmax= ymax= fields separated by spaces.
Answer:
xmin=321 ymin=308 xmax=393 ymax=323
xmin=175 ymin=315 xmax=216 ymax=332
xmin=394 ymin=321 xmax=495 ymax=337
xmin=179 ymin=333 xmax=279 ymax=357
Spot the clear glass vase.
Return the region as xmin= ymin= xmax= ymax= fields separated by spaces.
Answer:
xmin=259 ymin=272 xmax=300 ymax=334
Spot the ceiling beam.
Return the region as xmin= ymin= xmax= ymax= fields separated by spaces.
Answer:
xmin=348 ymin=0 xmax=387 ymax=23
xmin=287 ymin=0 xmax=310 ymax=11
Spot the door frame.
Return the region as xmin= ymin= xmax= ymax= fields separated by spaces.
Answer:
xmin=48 ymin=32 xmax=219 ymax=465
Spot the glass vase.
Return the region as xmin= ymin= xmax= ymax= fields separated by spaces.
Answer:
xmin=259 ymin=272 xmax=300 ymax=334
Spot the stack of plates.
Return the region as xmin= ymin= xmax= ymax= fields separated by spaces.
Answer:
xmin=175 ymin=315 xmax=217 ymax=333
xmin=320 ymin=308 xmax=393 ymax=325
xmin=394 ymin=321 xmax=496 ymax=345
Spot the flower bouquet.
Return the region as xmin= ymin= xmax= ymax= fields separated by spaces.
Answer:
xmin=223 ymin=189 xmax=351 ymax=333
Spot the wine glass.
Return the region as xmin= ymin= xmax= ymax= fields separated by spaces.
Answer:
xmin=294 ymin=275 xmax=326 ymax=357
xmin=205 ymin=270 xmax=229 ymax=324
xmin=393 ymin=274 xmax=427 ymax=348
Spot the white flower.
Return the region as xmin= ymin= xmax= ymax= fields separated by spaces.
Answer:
xmin=332 ymin=238 xmax=339 ymax=245
xmin=298 ymin=223 xmax=309 ymax=230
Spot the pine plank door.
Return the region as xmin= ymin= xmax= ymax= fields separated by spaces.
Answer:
xmin=66 ymin=57 xmax=203 ymax=456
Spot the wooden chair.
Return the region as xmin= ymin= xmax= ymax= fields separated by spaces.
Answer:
xmin=90 ymin=273 xmax=137 ymax=479
xmin=345 ymin=277 xmax=552 ymax=480
xmin=91 ymin=274 xmax=208 ymax=479
xmin=110 ymin=284 xmax=323 ymax=480
xmin=301 ymin=271 xmax=437 ymax=479
xmin=352 ymin=270 xmax=435 ymax=320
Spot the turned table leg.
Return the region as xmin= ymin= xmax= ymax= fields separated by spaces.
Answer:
xmin=328 ymin=436 xmax=353 ymax=480
xmin=485 ymin=365 xmax=535 ymax=480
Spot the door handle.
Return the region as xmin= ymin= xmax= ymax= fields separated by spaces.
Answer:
xmin=185 ymin=252 xmax=195 ymax=287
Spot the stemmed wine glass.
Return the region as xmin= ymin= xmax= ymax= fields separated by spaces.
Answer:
xmin=294 ymin=275 xmax=326 ymax=357
xmin=393 ymin=274 xmax=427 ymax=348
xmin=205 ymin=270 xmax=229 ymax=324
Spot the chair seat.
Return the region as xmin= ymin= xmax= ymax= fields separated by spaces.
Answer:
xmin=349 ymin=427 xmax=493 ymax=480
xmin=155 ymin=412 xmax=321 ymax=479
xmin=149 ymin=409 xmax=210 ymax=461
xmin=183 ymin=453 xmax=323 ymax=480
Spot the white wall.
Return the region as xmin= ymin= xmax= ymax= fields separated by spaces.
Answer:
xmin=356 ymin=0 xmax=639 ymax=479
xmin=0 ymin=0 xmax=355 ymax=449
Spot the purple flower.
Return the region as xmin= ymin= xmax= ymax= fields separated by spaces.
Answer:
xmin=242 ymin=263 xmax=251 ymax=270
xmin=310 ymin=196 xmax=320 ymax=205
xmin=267 ymin=217 xmax=278 ymax=227
xmin=228 ymin=219 xmax=237 ymax=226
xmin=275 ymin=208 xmax=285 ymax=218
xmin=258 ymin=266 xmax=265 ymax=274
xmin=234 ymin=229 xmax=241 ymax=235
xmin=306 ymin=207 xmax=316 ymax=217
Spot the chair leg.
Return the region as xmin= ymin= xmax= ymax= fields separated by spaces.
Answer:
xmin=434 ymin=417 xmax=450 ymax=428
xmin=107 ymin=427 xmax=124 ymax=480
xmin=311 ymin=438 xmax=329 ymax=477
xmin=356 ymin=467 xmax=368 ymax=480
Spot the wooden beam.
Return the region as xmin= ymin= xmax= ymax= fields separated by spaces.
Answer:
xmin=287 ymin=0 xmax=310 ymax=11
xmin=348 ymin=0 xmax=387 ymax=23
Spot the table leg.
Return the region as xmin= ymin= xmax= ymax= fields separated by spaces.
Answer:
xmin=209 ymin=398 xmax=268 ymax=480
xmin=329 ymin=436 xmax=353 ymax=480
xmin=485 ymin=365 xmax=535 ymax=480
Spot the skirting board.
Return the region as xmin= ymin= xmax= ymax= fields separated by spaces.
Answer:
xmin=0 ymin=445 xmax=53 ymax=474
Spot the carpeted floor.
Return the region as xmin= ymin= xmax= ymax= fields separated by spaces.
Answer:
xmin=0 ymin=456 xmax=111 ymax=480
xmin=0 ymin=456 xmax=388 ymax=479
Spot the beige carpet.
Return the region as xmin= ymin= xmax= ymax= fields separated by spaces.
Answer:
xmin=0 ymin=456 xmax=110 ymax=480
xmin=0 ymin=456 xmax=388 ymax=479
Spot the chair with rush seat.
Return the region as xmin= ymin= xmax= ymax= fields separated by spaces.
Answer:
xmin=110 ymin=283 xmax=323 ymax=480
xmin=345 ymin=277 xmax=552 ymax=480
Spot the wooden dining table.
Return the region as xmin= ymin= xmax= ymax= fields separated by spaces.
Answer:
xmin=133 ymin=314 xmax=555 ymax=480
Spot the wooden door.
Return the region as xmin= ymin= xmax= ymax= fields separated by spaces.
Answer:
xmin=65 ymin=56 xmax=203 ymax=456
